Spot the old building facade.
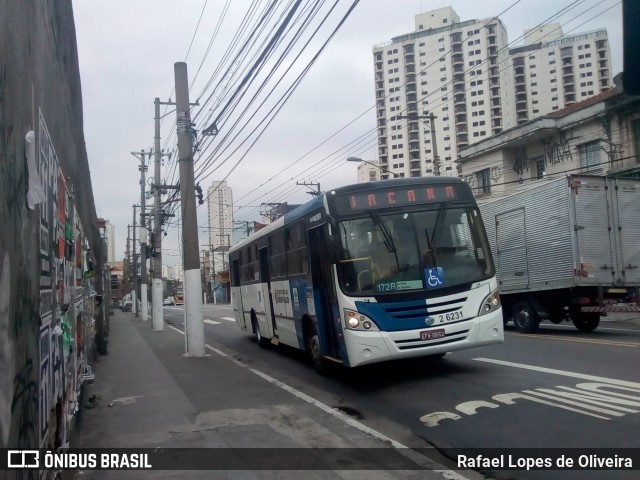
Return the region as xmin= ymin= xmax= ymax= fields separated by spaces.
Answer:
xmin=0 ymin=0 xmax=107 ymax=456
xmin=457 ymin=78 xmax=640 ymax=200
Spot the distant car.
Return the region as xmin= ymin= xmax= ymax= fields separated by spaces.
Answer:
xmin=121 ymin=300 xmax=132 ymax=312
xmin=163 ymin=298 xmax=175 ymax=306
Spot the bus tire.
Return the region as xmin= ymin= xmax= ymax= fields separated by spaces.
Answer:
xmin=512 ymin=301 xmax=540 ymax=333
xmin=572 ymin=312 xmax=600 ymax=332
xmin=252 ymin=313 xmax=269 ymax=348
xmin=306 ymin=324 xmax=329 ymax=375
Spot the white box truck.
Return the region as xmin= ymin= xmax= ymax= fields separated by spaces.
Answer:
xmin=479 ymin=174 xmax=640 ymax=333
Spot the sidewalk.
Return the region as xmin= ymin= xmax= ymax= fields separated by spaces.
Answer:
xmin=74 ymin=309 xmax=481 ymax=480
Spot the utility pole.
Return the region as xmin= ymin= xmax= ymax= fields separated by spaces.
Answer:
xmin=296 ymin=180 xmax=321 ymax=197
xmin=174 ymin=62 xmax=205 ymax=356
xmin=210 ymin=243 xmax=216 ymax=304
xmin=126 ymin=225 xmax=131 ymax=295
xmin=132 ymin=205 xmax=138 ymax=318
xmin=201 ymin=244 xmax=215 ymax=304
xmin=427 ymin=112 xmax=441 ymax=177
xmin=234 ymin=221 xmax=253 ymax=238
xmin=151 ymin=97 xmax=173 ymax=331
xmin=397 ymin=111 xmax=440 ymax=176
xmin=133 ymin=150 xmax=149 ymax=321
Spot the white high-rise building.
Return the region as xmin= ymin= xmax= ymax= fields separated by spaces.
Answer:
xmin=509 ymin=25 xmax=611 ymax=124
xmin=371 ymin=7 xmax=612 ymax=180
xmin=207 ymin=181 xmax=234 ymax=270
xmin=173 ymin=263 xmax=183 ymax=283
xmin=162 ymin=264 xmax=175 ymax=280
xmin=373 ymin=7 xmax=513 ymax=179
xmin=104 ymin=221 xmax=116 ymax=263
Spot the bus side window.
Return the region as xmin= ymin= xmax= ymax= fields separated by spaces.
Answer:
xmin=270 ymin=231 xmax=287 ymax=278
xmin=287 ymin=222 xmax=308 ymax=275
xmin=231 ymin=259 xmax=240 ymax=287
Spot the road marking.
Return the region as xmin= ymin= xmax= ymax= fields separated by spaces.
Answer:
xmin=220 ymin=316 xmax=236 ymax=322
xmin=165 ymin=325 xmax=468 ymax=478
xmin=204 ymin=319 xmax=221 ymax=325
xmin=111 ymin=395 xmax=143 ymax=405
xmin=474 ymin=358 xmax=640 ymax=388
xmin=505 ymin=332 xmax=640 ymax=347
xmin=420 ymin=359 xmax=640 ymax=427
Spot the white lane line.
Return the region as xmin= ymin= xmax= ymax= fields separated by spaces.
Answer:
xmin=505 ymin=332 xmax=639 ymax=347
xmin=165 ymin=325 xmax=469 ymax=479
xmin=220 ymin=316 xmax=236 ymax=322
xmin=204 ymin=319 xmax=221 ymax=325
xmin=474 ymin=358 xmax=640 ymax=388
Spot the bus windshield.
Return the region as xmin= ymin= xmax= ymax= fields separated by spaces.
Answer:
xmin=335 ymin=206 xmax=494 ymax=296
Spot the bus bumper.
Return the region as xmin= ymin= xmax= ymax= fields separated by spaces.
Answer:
xmin=344 ymin=308 xmax=504 ymax=368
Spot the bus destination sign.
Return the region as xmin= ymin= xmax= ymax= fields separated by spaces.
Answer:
xmin=335 ymin=184 xmax=461 ymax=214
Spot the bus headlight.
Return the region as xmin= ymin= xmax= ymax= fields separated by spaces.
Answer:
xmin=478 ymin=289 xmax=501 ymax=316
xmin=343 ymin=309 xmax=379 ymax=331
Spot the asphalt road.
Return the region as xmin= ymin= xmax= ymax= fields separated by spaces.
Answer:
xmin=163 ymin=305 xmax=640 ymax=480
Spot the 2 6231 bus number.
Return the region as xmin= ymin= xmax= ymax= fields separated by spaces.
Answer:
xmin=444 ymin=311 xmax=463 ymax=321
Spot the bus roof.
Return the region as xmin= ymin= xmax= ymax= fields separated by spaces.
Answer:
xmin=230 ymin=177 xmax=472 ymax=253
xmin=230 ymin=194 xmax=326 ymax=253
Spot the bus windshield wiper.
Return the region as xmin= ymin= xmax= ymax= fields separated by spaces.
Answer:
xmin=429 ymin=202 xmax=449 ymax=249
xmin=371 ymin=210 xmax=396 ymax=253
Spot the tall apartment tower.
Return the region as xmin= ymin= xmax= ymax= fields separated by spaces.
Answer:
xmin=372 ymin=7 xmax=513 ymax=179
xmin=207 ymin=180 xmax=234 ymax=252
xmin=104 ymin=220 xmax=116 ymax=264
xmin=372 ymin=8 xmax=612 ymax=180
xmin=510 ymin=24 xmax=612 ymax=124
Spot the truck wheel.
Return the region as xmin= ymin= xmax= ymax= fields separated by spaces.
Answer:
xmin=572 ymin=313 xmax=600 ymax=332
xmin=512 ymin=301 xmax=540 ymax=333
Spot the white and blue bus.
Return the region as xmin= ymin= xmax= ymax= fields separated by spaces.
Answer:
xmin=229 ymin=177 xmax=503 ymax=372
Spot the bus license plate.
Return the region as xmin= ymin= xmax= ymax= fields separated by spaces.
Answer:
xmin=420 ymin=329 xmax=445 ymax=340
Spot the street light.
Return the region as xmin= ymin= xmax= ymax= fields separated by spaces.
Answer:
xmin=397 ymin=112 xmax=440 ymax=176
xmin=346 ymin=156 xmax=399 ymax=179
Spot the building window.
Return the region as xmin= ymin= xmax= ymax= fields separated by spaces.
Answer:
xmin=476 ymin=168 xmax=491 ymax=195
xmin=534 ymin=157 xmax=545 ymax=179
xmin=579 ymin=140 xmax=601 ymax=171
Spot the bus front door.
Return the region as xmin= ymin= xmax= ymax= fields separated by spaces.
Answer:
xmin=259 ymin=247 xmax=277 ymax=338
xmin=308 ymin=225 xmax=338 ymax=357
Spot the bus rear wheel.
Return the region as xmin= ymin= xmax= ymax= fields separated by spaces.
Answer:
xmin=252 ymin=314 xmax=269 ymax=348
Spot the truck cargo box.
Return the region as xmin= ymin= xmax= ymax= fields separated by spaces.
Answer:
xmin=479 ymin=174 xmax=640 ymax=332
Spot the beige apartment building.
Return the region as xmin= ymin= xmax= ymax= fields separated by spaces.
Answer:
xmin=510 ymin=24 xmax=612 ymax=125
xmin=207 ymin=180 xmax=234 ymax=271
xmin=370 ymin=7 xmax=612 ymax=181
xmin=356 ymin=160 xmax=381 ymax=182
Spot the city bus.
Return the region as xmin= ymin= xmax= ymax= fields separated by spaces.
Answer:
xmin=229 ymin=177 xmax=503 ymax=372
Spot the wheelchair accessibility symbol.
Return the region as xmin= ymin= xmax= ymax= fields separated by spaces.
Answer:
xmin=425 ymin=267 xmax=444 ymax=288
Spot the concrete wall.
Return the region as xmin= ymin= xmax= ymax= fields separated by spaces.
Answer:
xmin=0 ymin=0 xmax=106 ymax=454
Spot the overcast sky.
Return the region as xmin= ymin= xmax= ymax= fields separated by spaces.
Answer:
xmin=72 ymin=0 xmax=623 ymax=266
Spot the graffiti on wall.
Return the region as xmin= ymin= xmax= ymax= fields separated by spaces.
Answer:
xmin=11 ymin=357 xmax=38 ymax=449
xmin=0 ymin=251 xmax=15 ymax=447
xmin=33 ymin=111 xmax=95 ymax=450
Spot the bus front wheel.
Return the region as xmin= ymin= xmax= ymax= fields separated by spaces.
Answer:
xmin=306 ymin=324 xmax=329 ymax=374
